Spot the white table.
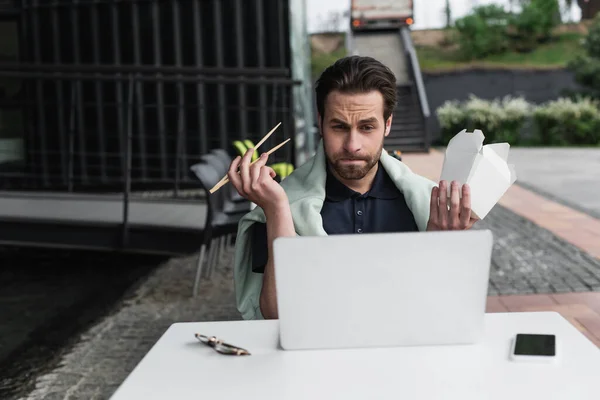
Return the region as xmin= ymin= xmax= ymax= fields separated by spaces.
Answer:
xmin=110 ymin=312 xmax=600 ymax=400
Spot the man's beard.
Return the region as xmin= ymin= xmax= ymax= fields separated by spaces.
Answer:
xmin=327 ymin=144 xmax=383 ymax=180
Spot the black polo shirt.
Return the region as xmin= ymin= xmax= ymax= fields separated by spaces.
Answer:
xmin=250 ymin=162 xmax=419 ymax=273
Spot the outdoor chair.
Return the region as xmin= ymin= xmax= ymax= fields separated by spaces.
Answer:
xmin=202 ymin=150 xmax=257 ymax=257
xmin=200 ymin=152 xmax=253 ymax=215
xmin=189 ymin=161 xmax=246 ymax=297
xmin=209 ymin=149 xmax=250 ymax=205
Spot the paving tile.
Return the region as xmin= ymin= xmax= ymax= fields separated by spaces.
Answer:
xmin=541 ymin=222 xmax=576 ymax=231
xmin=485 ymin=296 xmax=508 ymax=313
xmin=551 ymin=292 xmax=600 ymax=315
xmin=562 ymin=315 xmax=591 ymax=335
xmin=580 ymin=330 xmax=600 ymax=347
xmin=576 ymin=315 xmax=600 ymax=341
xmin=495 ymin=299 xmax=600 ymax=347
xmin=562 ymin=316 xmax=600 ymax=348
xmin=498 ymin=294 xmax=557 ymax=311
xmin=582 ymin=223 xmax=600 ymax=237
xmin=524 ymin=303 xmax=598 ymax=318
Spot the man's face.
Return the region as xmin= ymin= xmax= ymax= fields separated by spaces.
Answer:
xmin=319 ymin=90 xmax=391 ymax=181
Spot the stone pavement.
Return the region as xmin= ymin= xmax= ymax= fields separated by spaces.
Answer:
xmin=475 ymin=206 xmax=600 ymax=295
xmin=506 ymin=148 xmax=600 ymax=219
xmin=15 ymin=252 xmax=240 ymax=400
xmin=0 ymin=248 xmax=159 ymax=400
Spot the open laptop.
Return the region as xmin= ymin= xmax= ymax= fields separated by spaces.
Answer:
xmin=272 ymin=229 xmax=494 ymax=351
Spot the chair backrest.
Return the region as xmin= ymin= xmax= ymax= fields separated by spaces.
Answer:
xmin=201 ymin=153 xmax=228 ymax=178
xmin=190 ymin=161 xmax=226 ymax=216
xmin=199 ymin=152 xmax=240 ymax=204
xmin=205 ymin=151 xmax=249 ymax=202
xmin=211 ymin=149 xmax=232 ymax=167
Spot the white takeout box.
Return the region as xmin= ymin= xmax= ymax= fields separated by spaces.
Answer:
xmin=439 ymin=129 xmax=517 ymax=220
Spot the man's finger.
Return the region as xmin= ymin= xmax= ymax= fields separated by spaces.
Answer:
xmin=227 ymin=156 xmax=244 ymax=195
xmin=459 ymin=184 xmax=472 ymax=228
xmin=438 ymin=180 xmax=448 ymax=229
xmin=449 ymin=181 xmax=460 ymax=229
xmin=240 ymin=147 xmax=254 ymax=193
xmin=250 ymin=153 xmax=268 ymax=183
xmin=259 ymin=166 xmax=277 ymax=182
xmin=429 ymin=186 xmax=439 ymax=225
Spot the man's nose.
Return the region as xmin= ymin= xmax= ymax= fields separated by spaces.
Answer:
xmin=344 ymin=130 xmax=361 ymax=153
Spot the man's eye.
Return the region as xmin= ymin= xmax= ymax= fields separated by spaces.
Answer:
xmin=333 ymin=125 xmax=346 ymax=129
xmin=362 ymin=125 xmax=375 ymax=131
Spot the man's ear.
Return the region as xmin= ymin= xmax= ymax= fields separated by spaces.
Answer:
xmin=318 ymin=113 xmax=323 ymax=136
xmin=384 ymin=115 xmax=393 ymax=137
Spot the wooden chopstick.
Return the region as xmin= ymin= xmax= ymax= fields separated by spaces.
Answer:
xmin=209 ymin=138 xmax=291 ymax=194
xmin=253 ymin=122 xmax=282 ymax=154
xmin=212 ymin=122 xmax=282 ymax=187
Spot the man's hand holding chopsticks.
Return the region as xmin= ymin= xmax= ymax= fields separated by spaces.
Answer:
xmin=228 ymin=147 xmax=289 ymax=212
xmin=229 ymin=146 xmax=295 ymax=320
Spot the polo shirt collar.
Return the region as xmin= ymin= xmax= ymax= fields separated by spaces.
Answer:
xmin=325 ymin=161 xmax=399 ymax=202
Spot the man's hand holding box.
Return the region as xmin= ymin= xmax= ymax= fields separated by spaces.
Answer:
xmin=439 ymin=129 xmax=517 ymax=220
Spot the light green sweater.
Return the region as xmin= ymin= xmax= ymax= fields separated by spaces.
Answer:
xmin=233 ymin=139 xmax=437 ymax=320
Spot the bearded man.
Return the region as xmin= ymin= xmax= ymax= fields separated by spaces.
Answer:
xmin=227 ymin=56 xmax=478 ymax=320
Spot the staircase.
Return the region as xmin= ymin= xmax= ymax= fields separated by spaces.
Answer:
xmin=386 ymin=84 xmax=428 ymax=152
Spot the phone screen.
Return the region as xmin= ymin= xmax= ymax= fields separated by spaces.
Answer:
xmin=514 ymin=334 xmax=556 ymax=356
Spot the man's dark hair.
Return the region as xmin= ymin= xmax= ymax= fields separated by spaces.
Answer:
xmin=315 ymin=56 xmax=397 ymax=123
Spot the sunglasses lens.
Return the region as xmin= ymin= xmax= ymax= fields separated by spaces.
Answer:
xmin=215 ymin=343 xmax=250 ymax=356
xmin=214 ymin=344 xmax=236 ymax=355
xmin=195 ymin=334 xmax=209 ymax=344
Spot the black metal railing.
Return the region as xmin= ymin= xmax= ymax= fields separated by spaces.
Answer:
xmin=0 ymin=0 xmax=300 ymax=193
xmin=0 ymin=0 xmax=16 ymax=12
xmin=0 ymin=70 xmax=300 ymax=193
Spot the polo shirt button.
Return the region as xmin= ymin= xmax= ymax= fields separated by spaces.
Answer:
xmin=357 ymin=210 xmax=363 ymax=216
xmin=357 ymin=228 xmax=363 ymax=233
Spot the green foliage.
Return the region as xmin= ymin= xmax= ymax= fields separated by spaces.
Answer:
xmin=454 ymin=5 xmax=510 ymax=59
xmin=437 ymin=95 xmax=531 ymax=145
xmin=568 ymin=14 xmax=600 ymax=99
xmin=454 ymin=1 xmax=561 ymax=59
xmin=509 ymin=3 xmax=547 ymax=51
xmin=530 ymin=0 xmax=561 ymax=40
xmin=583 ymin=13 xmax=600 ymax=58
xmin=417 ymin=32 xmax=583 ymax=72
xmin=569 ymin=54 xmax=600 ymax=97
xmin=437 ymin=95 xmax=600 ymax=146
xmin=533 ymin=97 xmax=600 ymax=145
xmin=436 ymin=100 xmax=468 ymax=143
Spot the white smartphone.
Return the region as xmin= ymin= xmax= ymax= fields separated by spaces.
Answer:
xmin=509 ymin=333 xmax=557 ymax=363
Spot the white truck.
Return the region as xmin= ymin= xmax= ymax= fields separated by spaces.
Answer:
xmin=351 ymin=0 xmax=414 ymax=31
